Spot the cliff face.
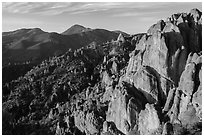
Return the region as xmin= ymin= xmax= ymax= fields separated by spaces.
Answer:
xmin=2 ymin=9 xmax=202 ymax=135
xmin=119 ymin=8 xmax=202 ymax=134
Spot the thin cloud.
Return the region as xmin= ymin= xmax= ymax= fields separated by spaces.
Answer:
xmin=3 ymin=16 xmax=43 ymax=25
xmin=139 ymin=16 xmax=161 ymax=22
xmin=2 ymin=2 xmax=202 ymax=34
xmin=2 ymin=2 xmax=168 ymax=16
xmin=112 ymin=10 xmax=162 ymax=17
xmin=2 ymin=16 xmax=43 ymax=32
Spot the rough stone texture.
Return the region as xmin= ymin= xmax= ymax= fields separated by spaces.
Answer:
xmin=177 ymin=54 xmax=202 ymax=126
xmin=130 ymin=33 xmax=145 ymax=46
xmin=121 ymin=8 xmax=202 ymax=134
xmin=147 ymin=20 xmax=165 ymax=35
xmin=135 ymin=34 xmax=148 ymax=51
xmin=111 ymin=61 xmax=118 ymax=74
xmin=142 ymin=31 xmax=169 ymax=78
xmin=102 ymin=86 xmax=114 ymax=103
xmin=101 ymin=71 xmax=113 ymax=87
xmin=186 ymin=52 xmax=202 ymax=65
xmin=74 ymin=111 xmax=86 ymax=133
xmin=192 ymin=84 xmax=202 ymax=119
xmin=163 ymin=88 xmax=176 ymax=112
xmin=178 ymin=103 xmax=200 ymax=126
xmin=85 ymin=111 xmax=102 ymax=134
xmin=178 ymin=63 xmax=196 ymax=96
xmin=167 ymin=52 xmax=202 ymax=127
xmin=117 ymin=33 xmax=125 ymax=43
xmin=167 ymin=89 xmax=181 ymax=124
xmin=74 ymin=110 xmax=102 ymax=134
xmin=127 ymin=20 xmax=187 ymax=88
xmin=132 ymin=66 xmax=160 ymax=104
xmin=101 ymin=121 xmax=124 ymax=135
xmin=106 ymin=82 xmax=147 ymax=134
xmin=126 ymin=50 xmax=142 ymax=75
xmin=125 ymin=62 xmax=172 ymax=105
xmin=138 ymin=103 xmax=160 ymax=134
xmin=163 ymin=22 xmax=180 ymax=33
xmin=192 ymin=67 xmax=202 ymax=119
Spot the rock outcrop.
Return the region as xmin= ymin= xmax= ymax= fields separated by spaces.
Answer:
xmin=106 ymin=82 xmax=147 ymax=134
xmin=120 ymin=8 xmax=202 ymax=134
xmin=138 ymin=103 xmax=161 ymax=134
xmin=117 ymin=33 xmax=125 ymax=43
xmin=74 ymin=111 xmax=102 ymax=134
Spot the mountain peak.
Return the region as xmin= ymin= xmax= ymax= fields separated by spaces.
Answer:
xmin=71 ymin=24 xmax=86 ymax=29
xmin=27 ymin=28 xmax=44 ymax=33
xmin=62 ymin=24 xmax=91 ymax=35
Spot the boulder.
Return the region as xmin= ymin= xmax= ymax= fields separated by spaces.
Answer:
xmin=138 ymin=103 xmax=160 ymax=134
xmin=111 ymin=61 xmax=118 ymax=74
xmin=74 ymin=110 xmax=102 ymax=134
xmin=85 ymin=111 xmax=102 ymax=134
xmin=101 ymin=71 xmax=113 ymax=87
xmin=178 ymin=103 xmax=200 ymax=126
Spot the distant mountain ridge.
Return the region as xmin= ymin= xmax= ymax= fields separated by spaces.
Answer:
xmin=2 ymin=24 xmax=129 ymax=83
xmin=3 ymin=24 xmax=128 ymax=66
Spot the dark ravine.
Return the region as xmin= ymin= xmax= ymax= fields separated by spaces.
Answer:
xmin=2 ymin=8 xmax=202 ymax=135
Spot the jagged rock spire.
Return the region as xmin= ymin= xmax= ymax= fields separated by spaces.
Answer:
xmin=117 ymin=33 xmax=125 ymax=43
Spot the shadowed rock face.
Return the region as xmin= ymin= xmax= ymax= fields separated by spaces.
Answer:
xmin=2 ymin=8 xmax=202 ymax=135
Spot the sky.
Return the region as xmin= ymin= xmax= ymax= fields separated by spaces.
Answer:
xmin=2 ymin=2 xmax=202 ymax=34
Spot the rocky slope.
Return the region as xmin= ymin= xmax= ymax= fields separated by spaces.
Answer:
xmin=2 ymin=8 xmax=202 ymax=135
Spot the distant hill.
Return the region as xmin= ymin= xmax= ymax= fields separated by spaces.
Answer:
xmin=2 ymin=25 xmax=121 ymax=66
xmin=61 ymin=24 xmax=92 ymax=35
xmin=2 ymin=25 xmax=126 ymax=83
